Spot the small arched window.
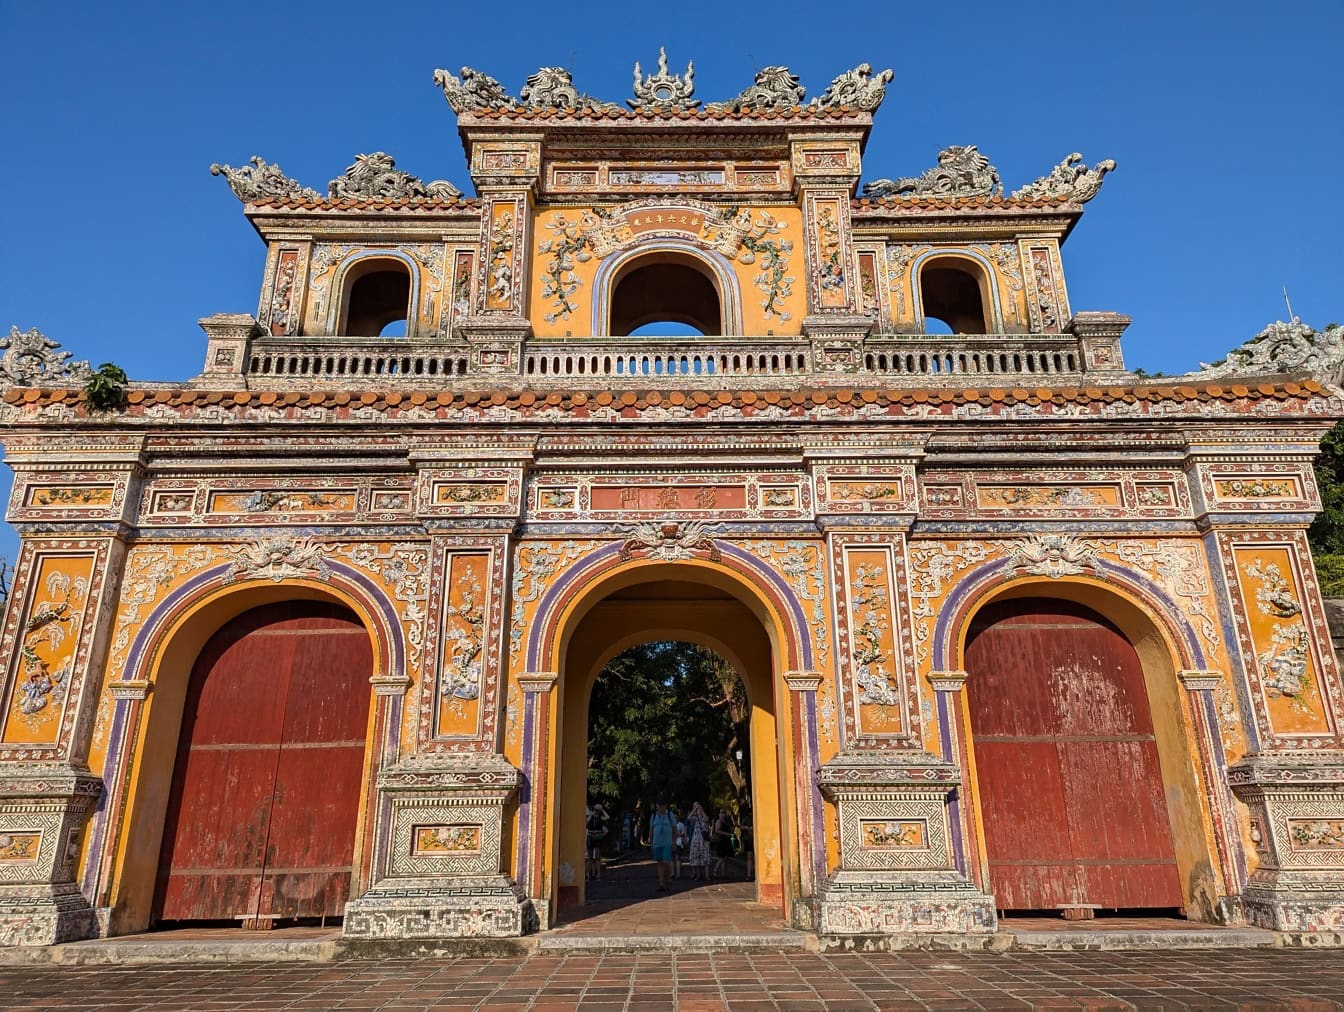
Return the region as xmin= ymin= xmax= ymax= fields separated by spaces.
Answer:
xmin=339 ymin=258 xmax=412 ymax=337
xmin=608 ymin=252 xmax=723 ymax=337
xmin=919 ymin=258 xmax=992 ymax=335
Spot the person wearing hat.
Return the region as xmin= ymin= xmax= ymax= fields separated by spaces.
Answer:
xmin=585 ymin=802 xmax=609 ymax=882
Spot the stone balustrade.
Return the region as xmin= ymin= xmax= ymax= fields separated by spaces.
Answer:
xmin=223 ymin=329 xmax=1119 ymax=388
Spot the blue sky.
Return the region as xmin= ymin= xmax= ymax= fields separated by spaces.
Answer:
xmin=1 ymin=1 xmax=1342 ymax=555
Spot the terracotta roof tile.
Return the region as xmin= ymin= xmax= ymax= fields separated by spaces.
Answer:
xmin=2 ymin=378 xmax=1333 ymax=417
xmin=458 ymin=105 xmax=867 ymax=124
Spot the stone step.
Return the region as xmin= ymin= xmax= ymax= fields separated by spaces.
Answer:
xmin=538 ymin=930 xmax=813 ymax=952
xmin=1004 ymin=925 xmax=1280 ymax=951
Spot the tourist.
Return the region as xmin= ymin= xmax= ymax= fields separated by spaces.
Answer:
xmin=686 ymin=802 xmax=711 ymax=880
xmin=649 ymin=799 xmax=676 ymax=892
xmin=673 ymin=808 xmax=687 ymax=879
xmin=710 ymin=808 xmax=735 ymax=880
xmin=585 ymin=803 xmax=609 ymax=881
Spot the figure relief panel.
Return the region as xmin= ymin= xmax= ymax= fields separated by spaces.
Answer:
xmin=258 ymin=246 xmax=308 ymax=337
xmin=803 ymin=193 xmax=854 ymax=312
xmin=525 ymin=201 xmax=804 ymax=337
xmin=1193 ymin=462 xmax=1318 ymax=515
xmin=832 ymin=536 xmax=917 ymax=745
xmin=480 ymin=197 xmax=527 ymax=315
xmin=2 ymin=550 xmax=102 ymax=747
xmin=1223 ymin=536 xmax=1340 ymax=741
xmin=1019 ymin=240 xmax=1069 ymax=334
xmin=10 ymin=471 xmax=130 ymax=525
xmin=919 ymin=469 xmax=1190 ymax=521
xmin=136 ymin=477 xmax=413 ymax=528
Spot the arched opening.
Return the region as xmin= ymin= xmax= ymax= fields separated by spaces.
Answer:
xmin=960 ymin=586 xmax=1219 ymax=921
xmin=151 ymin=600 xmax=374 ymax=928
xmin=551 ymin=565 xmax=794 ymax=933
xmin=339 ymin=258 xmax=411 ymax=337
xmin=583 ymin=641 xmax=755 ymax=901
xmin=919 ymin=258 xmax=991 ymax=335
xmin=608 ymin=253 xmax=723 ymax=336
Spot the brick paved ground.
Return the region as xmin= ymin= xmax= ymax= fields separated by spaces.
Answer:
xmin=4 ymin=947 xmax=1344 ymax=1010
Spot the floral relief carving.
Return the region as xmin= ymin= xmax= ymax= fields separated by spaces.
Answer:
xmin=1242 ymin=555 xmax=1318 ymax=717
xmin=1246 ymin=558 xmax=1303 ymax=618
xmin=17 ymin=570 xmax=90 ymax=721
xmin=538 ymin=212 xmax=596 ymax=323
xmin=1289 ymin=819 xmax=1344 ymax=850
xmin=815 ymin=205 xmax=845 ymax=294
xmin=1217 ymin=478 xmax=1295 ymax=499
xmin=850 ymin=562 xmax=899 ymax=707
xmin=737 ymin=213 xmax=795 ymax=321
xmin=441 ymin=567 xmax=485 ymax=710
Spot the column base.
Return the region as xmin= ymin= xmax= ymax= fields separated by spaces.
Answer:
xmin=343 ymin=875 xmax=535 ymax=939
xmin=1240 ymin=875 xmax=1344 ymax=932
xmin=818 ymin=869 xmax=998 ymax=935
xmin=0 ymin=882 xmax=98 ymax=946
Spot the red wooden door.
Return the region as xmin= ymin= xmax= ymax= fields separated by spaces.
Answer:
xmin=155 ymin=601 xmax=372 ymax=923
xmin=965 ymin=598 xmax=1183 ymax=912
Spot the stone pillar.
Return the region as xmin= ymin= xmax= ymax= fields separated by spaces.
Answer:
xmin=1177 ymin=668 xmax=1248 ymax=921
xmin=927 ymin=670 xmax=972 ymax=877
xmin=459 ymin=137 xmax=540 ymax=373
xmin=515 ymin=671 xmax=558 ymax=928
xmin=1229 ymin=754 xmax=1344 ymax=931
xmin=341 ymin=754 xmax=529 ymax=940
xmin=816 ymin=750 xmax=997 ymax=936
xmin=0 ymin=765 xmax=101 ymax=945
xmin=198 ymin=313 xmax=260 ymax=379
xmin=784 ymin=671 xmax=825 ymax=925
xmin=789 ymin=132 xmax=874 ymax=371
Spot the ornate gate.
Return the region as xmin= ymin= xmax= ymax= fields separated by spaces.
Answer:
xmin=154 ymin=601 xmax=372 ymax=924
xmin=965 ymin=597 xmax=1183 ymax=913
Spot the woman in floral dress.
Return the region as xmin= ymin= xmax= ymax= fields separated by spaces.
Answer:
xmin=686 ymin=802 xmax=711 ymax=880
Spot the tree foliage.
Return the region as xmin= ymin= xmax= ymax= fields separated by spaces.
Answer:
xmin=586 ymin=641 xmax=750 ymax=832
xmin=1310 ymin=421 xmax=1344 ymax=596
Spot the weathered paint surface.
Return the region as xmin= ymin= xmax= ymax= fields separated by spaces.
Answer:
xmin=965 ymin=598 xmax=1183 ymax=911
xmin=154 ymin=601 xmax=372 ymax=922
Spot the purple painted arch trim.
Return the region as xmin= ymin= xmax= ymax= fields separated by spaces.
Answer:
xmin=524 ymin=540 xmax=814 ymax=672
xmin=119 ymin=560 xmax=407 ymax=684
xmin=931 ymin=556 xmax=1206 ymax=671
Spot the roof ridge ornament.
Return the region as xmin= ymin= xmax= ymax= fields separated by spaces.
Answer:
xmin=863 ymin=145 xmax=1002 ymax=199
xmin=1192 ymin=320 xmax=1344 ymax=383
xmin=210 ymin=156 xmax=320 ymax=202
xmin=327 ymin=152 xmax=462 ymax=201
xmin=433 ymin=66 xmax=515 ymax=113
xmin=1010 ymin=153 xmax=1116 ymax=203
xmin=705 ymin=66 xmax=806 ymax=112
xmin=629 ymin=47 xmax=697 ymax=109
xmin=519 ymin=67 xmax=621 ymax=111
xmin=811 ymin=63 xmax=893 ymax=112
xmin=1 ymin=326 xmax=93 ymax=390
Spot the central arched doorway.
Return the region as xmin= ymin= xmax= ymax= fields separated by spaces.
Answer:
xmin=964 ymin=596 xmax=1184 ymax=916
xmin=552 ymin=565 xmax=794 ymax=927
xmin=153 ymin=600 xmax=374 ymax=927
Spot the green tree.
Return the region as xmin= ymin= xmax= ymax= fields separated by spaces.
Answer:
xmin=586 ymin=641 xmax=751 ymax=843
xmin=1311 ymin=420 xmax=1344 ymax=596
